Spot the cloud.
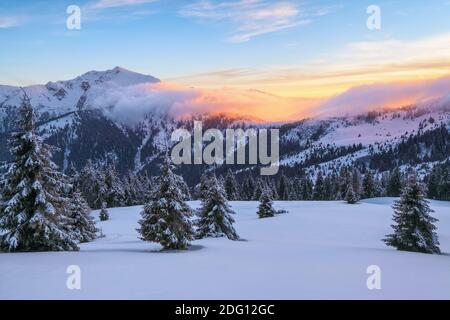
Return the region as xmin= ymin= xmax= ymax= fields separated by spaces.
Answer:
xmin=92 ymin=0 xmax=158 ymax=9
xmin=179 ymin=0 xmax=328 ymax=42
xmin=316 ymin=76 xmax=450 ymax=117
xmin=90 ymin=81 xmax=319 ymax=123
xmin=0 ymin=16 xmax=22 ymax=28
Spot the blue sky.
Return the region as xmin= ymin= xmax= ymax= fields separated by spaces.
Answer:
xmin=1 ymin=0 xmax=450 ymax=99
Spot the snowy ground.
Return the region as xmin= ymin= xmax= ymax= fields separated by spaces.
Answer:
xmin=1 ymin=199 xmax=450 ymax=300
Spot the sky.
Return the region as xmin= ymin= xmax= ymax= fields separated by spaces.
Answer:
xmin=1 ymin=0 xmax=450 ymax=120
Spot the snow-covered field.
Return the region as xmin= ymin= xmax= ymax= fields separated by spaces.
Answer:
xmin=1 ymin=199 xmax=450 ymax=300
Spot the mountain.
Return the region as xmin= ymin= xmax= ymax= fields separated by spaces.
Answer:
xmin=1 ymin=67 xmax=449 ymax=187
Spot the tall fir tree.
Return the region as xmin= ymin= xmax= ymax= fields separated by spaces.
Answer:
xmin=67 ymin=170 xmax=98 ymax=243
xmin=79 ymin=160 xmax=106 ymax=209
xmin=0 ymin=95 xmax=78 ymax=252
xmin=383 ymin=174 xmax=440 ymax=254
xmin=387 ymin=167 xmax=402 ymax=197
xmin=68 ymin=189 xmax=98 ymax=243
xmin=224 ymin=169 xmax=239 ymax=200
xmin=362 ymin=171 xmax=376 ymax=199
xmin=313 ymin=171 xmax=326 ymax=200
xmin=196 ymin=174 xmax=239 ymax=240
xmin=137 ymin=154 xmax=194 ymax=250
xmin=103 ymin=163 xmax=125 ymax=207
xmin=278 ymin=174 xmax=291 ymax=200
xmin=257 ymin=189 xmax=276 ymax=218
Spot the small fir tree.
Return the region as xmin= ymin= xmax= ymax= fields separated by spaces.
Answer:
xmin=196 ymin=174 xmax=239 ymax=240
xmin=69 ymin=190 xmax=98 ymax=243
xmin=137 ymin=154 xmax=194 ymax=250
xmin=383 ymin=174 xmax=440 ymax=254
xmin=99 ymin=202 xmax=109 ymax=221
xmin=345 ymin=184 xmax=358 ymax=204
xmin=224 ymin=169 xmax=239 ymax=200
xmin=257 ymin=189 xmax=276 ymax=218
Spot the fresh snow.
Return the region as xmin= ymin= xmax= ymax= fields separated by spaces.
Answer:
xmin=1 ymin=199 xmax=450 ymax=300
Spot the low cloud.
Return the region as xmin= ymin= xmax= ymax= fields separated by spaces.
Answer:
xmin=90 ymin=82 xmax=319 ymax=123
xmin=316 ymin=76 xmax=450 ymax=117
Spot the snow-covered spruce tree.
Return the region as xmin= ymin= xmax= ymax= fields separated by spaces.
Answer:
xmin=257 ymin=189 xmax=276 ymax=218
xmin=79 ymin=160 xmax=106 ymax=209
xmin=383 ymin=174 xmax=440 ymax=254
xmin=137 ymin=154 xmax=194 ymax=250
xmin=99 ymin=202 xmax=109 ymax=221
xmin=66 ymin=169 xmax=97 ymax=243
xmin=313 ymin=171 xmax=326 ymax=200
xmin=68 ymin=189 xmax=98 ymax=243
xmin=224 ymin=169 xmax=239 ymax=200
xmin=362 ymin=171 xmax=376 ymax=199
xmin=196 ymin=173 xmax=239 ymax=240
xmin=345 ymin=184 xmax=358 ymax=204
xmin=0 ymin=95 xmax=78 ymax=252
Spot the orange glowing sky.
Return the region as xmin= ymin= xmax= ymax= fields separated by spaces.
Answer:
xmin=2 ymin=1 xmax=450 ymax=121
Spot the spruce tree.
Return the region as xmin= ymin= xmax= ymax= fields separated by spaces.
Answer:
xmin=278 ymin=174 xmax=291 ymax=200
xmin=196 ymin=174 xmax=239 ymax=240
xmin=313 ymin=171 xmax=325 ymax=200
xmin=198 ymin=171 xmax=212 ymax=200
xmin=257 ymin=189 xmax=276 ymax=218
xmin=362 ymin=171 xmax=376 ymax=199
xmin=253 ymin=178 xmax=265 ymax=201
xmin=0 ymin=95 xmax=78 ymax=252
xmin=224 ymin=169 xmax=239 ymax=200
xmin=68 ymin=189 xmax=98 ymax=243
xmin=99 ymin=202 xmax=109 ymax=221
xmin=67 ymin=169 xmax=98 ymax=243
xmin=383 ymin=174 xmax=440 ymax=254
xmin=345 ymin=184 xmax=358 ymax=204
xmin=387 ymin=167 xmax=402 ymax=197
xmin=137 ymin=154 xmax=194 ymax=250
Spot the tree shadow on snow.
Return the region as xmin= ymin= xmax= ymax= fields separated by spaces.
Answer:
xmin=149 ymin=244 xmax=206 ymax=253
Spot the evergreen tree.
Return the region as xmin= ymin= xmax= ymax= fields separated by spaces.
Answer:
xmin=313 ymin=171 xmax=326 ymax=200
xmin=68 ymin=189 xmax=98 ymax=243
xmin=99 ymin=202 xmax=109 ymax=221
xmin=137 ymin=154 xmax=194 ymax=250
xmin=300 ymin=177 xmax=313 ymax=200
xmin=242 ymin=174 xmax=255 ymax=200
xmin=196 ymin=174 xmax=239 ymax=240
xmin=104 ymin=163 xmax=125 ymax=207
xmin=387 ymin=167 xmax=402 ymax=197
xmin=352 ymin=168 xmax=362 ymax=198
xmin=253 ymin=178 xmax=266 ymax=201
xmin=0 ymin=95 xmax=78 ymax=252
xmin=338 ymin=167 xmax=351 ymax=200
xmin=257 ymin=189 xmax=276 ymax=218
xmin=79 ymin=160 xmax=106 ymax=209
xmin=67 ymin=169 xmax=98 ymax=243
xmin=362 ymin=171 xmax=376 ymax=199
xmin=383 ymin=174 xmax=440 ymax=254
xmin=345 ymin=184 xmax=358 ymax=204
xmin=224 ymin=169 xmax=239 ymax=200
xmin=198 ymin=171 xmax=212 ymax=200
xmin=278 ymin=174 xmax=291 ymax=200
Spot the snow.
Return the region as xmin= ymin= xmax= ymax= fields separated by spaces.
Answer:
xmin=1 ymin=199 xmax=450 ymax=299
